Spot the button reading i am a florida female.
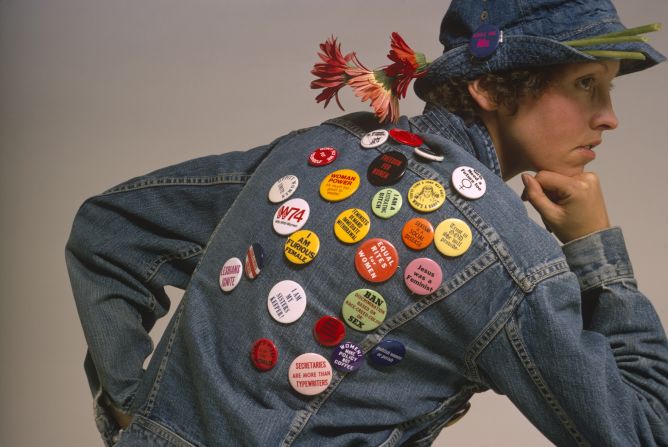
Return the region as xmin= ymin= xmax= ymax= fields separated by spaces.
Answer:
xmin=250 ymin=338 xmax=278 ymax=371
xmin=404 ymin=257 xmax=443 ymax=296
xmin=219 ymin=257 xmax=243 ymax=292
xmin=371 ymin=188 xmax=402 ymax=219
xmin=244 ymin=243 xmax=265 ymax=279
xmin=273 ymin=198 xmax=310 ymax=235
xmin=434 ymin=218 xmax=473 ymax=257
xmin=452 ymin=166 xmax=486 ymax=200
xmin=313 ymin=316 xmax=346 ymax=347
xmin=367 ymin=151 xmax=407 ymax=186
xmin=288 ymin=353 xmax=332 ymax=396
xmin=320 ymin=169 xmax=361 ymax=202
xmin=360 ymin=129 xmax=389 ymax=148
xmin=308 ymin=147 xmax=338 ymax=167
xmin=267 ymin=280 xmax=307 ymax=324
xmin=342 ymin=288 xmax=387 ymax=332
xmin=407 ymin=179 xmax=446 ymax=213
xmin=369 ymin=339 xmax=406 ymax=367
xmin=285 ymin=230 xmax=320 ymax=265
xmin=402 ymin=217 xmax=434 ymax=250
xmin=389 ymin=128 xmax=423 ymax=147
xmin=268 ymin=175 xmax=299 ymax=203
xmin=354 ymin=238 xmax=399 ymax=283
xmin=334 ymin=208 xmax=371 ymax=244
xmin=331 ymin=341 xmax=364 ymax=373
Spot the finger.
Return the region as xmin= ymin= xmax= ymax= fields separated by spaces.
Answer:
xmin=532 ymin=170 xmax=579 ymax=202
xmin=521 ymin=173 xmax=562 ymax=219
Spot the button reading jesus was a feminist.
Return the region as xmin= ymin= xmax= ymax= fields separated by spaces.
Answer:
xmin=219 ymin=257 xmax=243 ymax=292
xmin=354 ymin=238 xmax=399 ymax=283
xmin=334 ymin=208 xmax=371 ymax=244
xmin=404 ymin=257 xmax=443 ymax=296
xmin=320 ymin=169 xmax=361 ymax=202
xmin=308 ymin=147 xmax=338 ymax=167
xmin=268 ymin=175 xmax=299 ymax=203
xmin=285 ymin=230 xmax=320 ymax=265
xmin=267 ymin=280 xmax=307 ymax=324
xmin=288 ymin=353 xmax=332 ymax=396
xmin=273 ymin=198 xmax=310 ymax=235
xmin=452 ymin=166 xmax=486 ymax=200
xmin=342 ymin=288 xmax=387 ymax=332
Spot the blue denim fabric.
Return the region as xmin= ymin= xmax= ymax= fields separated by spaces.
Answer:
xmin=66 ymin=105 xmax=668 ymax=446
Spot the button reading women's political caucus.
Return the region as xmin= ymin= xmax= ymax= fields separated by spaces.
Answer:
xmin=219 ymin=257 xmax=243 ymax=292
xmin=360 ymin=129 xmax=389 ymax=148
xmin=414 ymin=145 xmax=445 ymax=162
xmin=389 ymin=128 xmax=423 ymax=147
xmin=334 ymin=208 xmax=371 ymax=244
xmin=401 ymin=217 xmax=434 ymax=250
xmin=320 ymin=169 xmax=361 ymax=202
xmin=371 ymin=188 xmax=402 ymax=219
xmin=369 ymin=339 xmax=406 ymax=367
xmin=288 ymin=353 xmax=332 ymax=396
xmin=404 ymin=257 xmax=443 ymax=296
xmin=268 ymin=175 xmax=299 ymax=203
xmin=469 ymin=24 xmax=503 ymax=59
xmin=313 ymin=316 xmax=346 ymax=347
xmin=331 ymin=342 xmax=364 ymax=373
xmin=342 ymin=288 xmax=387 ymax=332
xmin=452 ymin=166 xmax=486 ymax=200
xmin=267 ymin=280 xmax=307 ymax=324
xmin=250 ymin=338 xmax=278 ymax=372
xmin=285 ymin=230 xmax=320 ymax=265
xmin=273 ymin=198 xmax=310 ymax=235
xmin=434 ymin=218 xmax=473 ymax=257
xmin=244 ymin=243 xmax=265 ymax=279
xmin=354 ymin=238 xmax=399 ymax=283
xmin=367 ymin=151 xmax=407 ymax=186
xmin=308 ymin=147 xmax=338 ymax=167
xmin=407 ymin=179 xmax=446 ymax=213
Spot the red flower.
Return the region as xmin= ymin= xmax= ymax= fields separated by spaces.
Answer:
xmin=310 ymin=36 xmax=355 ymax=110
xmin=346 ymin=67 xmax=399 ymax=124
xmin=385 ymin=32 xmax=428 ymax=99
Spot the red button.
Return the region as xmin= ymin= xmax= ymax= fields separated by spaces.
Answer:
xmin=313 ymin=316 xmax=346 ymax=347
xmin=308 ymin=147 xmax=338 ymax=167
xmin=250 ymin=338 xmax=279 ymax=371
xmin=402 ymin=217 xmax=434 ymax=250
xmin=354 ymin=238 xmax=399 ymax=283
xmin=389 ymin=128 xmax=423 ymax=147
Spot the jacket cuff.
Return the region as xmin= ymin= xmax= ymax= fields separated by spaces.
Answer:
xmin=561 ymin=227 xmax=635 ymax=291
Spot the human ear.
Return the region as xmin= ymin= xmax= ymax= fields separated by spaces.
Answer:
xmin=467 ymin=79 xmax=498 ymax=112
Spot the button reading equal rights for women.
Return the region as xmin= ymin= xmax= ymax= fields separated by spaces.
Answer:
xmin=360 ymin=129 xmax=389 ymax=148
xmin=371 ymin=188 xmax=402 ymax=219
xmin=313 ymin=316 xmax=346 ymax=347
xmin=452 ymin=166 xmax=486 ymax=199
xmin=288 ymin=353 xmax=332 ymax=396
xmin=407 ymin=179 xmax=446 ymax=213
xmin=367 ymin=151 xmax=407 ymax=186
xmin=285 ymin=230 xmax=320 ymax=264
xmin=342 ymin=288 xmax=387 ymax=332
xmin=369 ymin=339 xmax=405 ymax=367
xmin=389 ymin=128 xmax=423 ymax=147
xmin=250 ymin=338 xmax=278 ymax=371
xmin=219 ymin=257 xmax=243 ymax=292
xmin=320 ymin=169 xmax=361 ymax=202
xmin=404 ymin=257 xmax=443 ymax=295
xmin=244 ymin=243 xmax=265 ymax=279
xmin=402 ymin=217 xmax=434 ymax=250
xmin=273 ymin=198 xmax=310 ymax=235
xmin=268 ymin=175 xmax=299 ymax=203
xmin=331 ymin=341 xmax=364 ymax=373
xmin=267 ymin=280 xmax=307 ymax=324
xmin=434 ymin=218 xmax=473 ymax=257
xmin=354 ymin=238 xmax=399 ymax=283
xmin=308 ymin=147 xmax=338 ymax=167
xmin=334 ymin=208 xmax=370 ymax=244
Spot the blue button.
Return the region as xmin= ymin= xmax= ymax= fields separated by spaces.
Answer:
xmin=331 ymin=341 xmax=364 ymax=373
xmin=469 ymin=24 xmax=502 ymax=59
xmin=369 ymin=340 xmax=405 ymax=367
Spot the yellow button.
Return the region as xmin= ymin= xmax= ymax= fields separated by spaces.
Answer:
xmin=320 ymin=169 xmax=361 ymax=202
xmin=334 ymin=208 xmax=371 ymax=244
xmin=407 ymin=179 xmax=446 ymax=213
xmin=284 ymin=230 xmax=320 ymax=264
xmin=434 ymin=218 xmax=472 ymax=257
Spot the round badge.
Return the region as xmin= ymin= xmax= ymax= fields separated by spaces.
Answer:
xmin=331 ymin=342 xmax=364 ymax=373
xmin=469 ymin=24 xmax=502 ymax=59
xmin=354 ymin=238 xmax=399 ymax=283
xmin=371 ymin=188 xmax=402 ymax=219
xmin=267 ymin=280 xmax=307 ymax=324
xmin=244 ymin=243 xmax=265 ymax=279
xmin=367 ymin=151 xmax=408 ymax=186
xmin=268 ymin=175 xmax=299 ymax=203
xmin=313 ymin=316 xmax=346 ymax=347
xmin=309 ymin=147 xmax=338 ymax=167
xmin=414 ymin=145 xmax=445 ymax=162
xmin=369 ymin=340 xmax=406 ymax=367
xmin=219 ymin=257 xmax=243 ymax=292
xmin=273 ymin=198 xmax=310 ymax=235
xmin=389 ymin=128 xmax=423 ymax=147
xmin=452 ymin=166 xmax=486 ymax=200
xmin=434 ymin=218 xmax=473 ymax=257
xmin=401 ymin=217 xmax=434 ymax=250
xmin=320 ymin=169 xmax=361 ymax=202
xmin=404 ymin=258 xmax=443 ymax=296
xmin=360 ymin=129 xmax=389 ymax=148
xmin=288 ymin=353 xmax=332 ymax=396
xmin=342 ymin=288 xmax=387 ymax=332
xmin=285 ymin=230 xmax=320 ymax=265
xmin=334 ymin=208 xmax=371 ymax=244
xmin=250 ymin=338 xmax=278 ymax=371
xmin=407 ymin=179 xmax=446 ymax=213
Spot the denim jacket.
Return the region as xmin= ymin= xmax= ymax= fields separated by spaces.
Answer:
xmin=66 ymin=105 xmax=668 ymax=446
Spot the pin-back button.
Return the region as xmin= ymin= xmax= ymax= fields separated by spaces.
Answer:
xmin=404 ymin=257 xmax=443 ymax=295
xmin=219 ymin=257 xmax=243 ymax=292
xmin=389 ymin=128 xmax=423 ymax=147
xmin=469 ymin=24 xmax=502 ymax=59
xmin=250 ymin=338 xmax=278 ymax=371
xmin=244 ymin=243 xmax=265 ymax=279
xmin=285 ymin=230 xmax=320 ymax=265
xmin=360 ymin=129 xmax=389 ymax=148
xmin=414 ymin=145 xmax=445 ymax=162
xmin=407 ymin=179 xmax=446 ymax=213
xmin=354 ymin=238 xmax=399 ymax=283
xmin=273 ymin=198 xmax=310 ymax=235
xmin=331 ymin=341 xmax=364 ymax=373
xmin=401 ymin=217 xmax=434 ymax=250
xmin=369 ymin=339 xmax=405 ymax=367
xmin=367 ymin=151 xmax=407 ymax=186
xmin=288 ymin=353 xmax=332 ymax=396
xmin=268 ymin=175 xmax=299 ymax=203
xmin=334 ymin=208 xmax=371 ymax=244
xmin=313 ymin=316 xmax=346 ymax=347
xmin=434 ymin=218 xmax=473 ymax=257
xmin=308 ymin=147 xmax=338 ymax=167
xmin=267 ymin=280 xmax=307 ymax=324
xmin=320 ymin=169 xmax=361 ymax=202
xmin=342 ymin=288 xmax=387 ymax=332
xmin=371 ymin=188 xmax=402 ymax=219
xmin=452 ymin=166 xmax=486 ymax=199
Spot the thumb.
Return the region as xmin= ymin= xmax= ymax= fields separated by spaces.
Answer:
xmin=521 ymin=173 xmax=561 ymax=222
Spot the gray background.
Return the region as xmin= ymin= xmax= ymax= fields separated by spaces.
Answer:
xmin=1 ymin=1 xmax=666 ymax=445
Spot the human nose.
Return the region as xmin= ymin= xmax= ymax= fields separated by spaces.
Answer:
xmin=591 ymin=93 xmax=618 ymax=131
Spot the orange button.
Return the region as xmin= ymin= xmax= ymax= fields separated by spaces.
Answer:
xmin=401 ymin=217 xmax=434 ymax=250
xmin=354 ymin=238 xmax=399 ymax=283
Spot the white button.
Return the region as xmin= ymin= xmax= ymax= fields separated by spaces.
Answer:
xmin=273 ymin=198 xmax=310 ymax=235
xmin=288 ymin=353 xmax=332 ymax=395
xmin=219 ymin=257 xmax=243 ymax=292
xmin=452 ymin=166 xmax=486 ymax=199
xmin=267 ymin=280 xmax=307 ymax=324
xmin=360 ymin=129 xmax=389 ymax=148
xmin=268 ymin=175 xmax=299 ymax=203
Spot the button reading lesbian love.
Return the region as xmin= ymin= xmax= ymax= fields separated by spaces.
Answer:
xmin=342 ymin=288 xmax=387 ymax=332
xmin=273 ymin=198 xmax=310 ymax=235
xmin=360 ymin=129 xmax=389 ymax=148
xmin=308 ymin=147 xmax=338 ymax=167
xmin=320 ymin=169 xmax=361 ymax=202
xmin=407 ymin=179 xmax=446 ymax=213
xmin=452 ymin=166 xmax=486 ymax=199
xmin=371 ymin=188 xmax=402 ymax=219
xmin=285 ymin=230 xmax=320 ymax=265
xmin=401 ymin=217 xmax=434 ymax=250
xmin=434 ymin=218 xmax=473 ymax=257
xmin=404 ymin=257 xmax=443 ymax=295
xmin=250 ymin=338 xmax=278 ymax=371
xmin=268 ymin=175 xmax=299 ymax=203
xmin=334 ymin=208 xmax=371 ymax=244
xmin=267 ymin=280 xmax=307 ymax=324
xmin=331 ymin=342 xmax=364 ymax=373
xmin=288 ymin=353 xmax=332 ymax=396
xmin=354 ymin=238 xmax=399 ymax=283
xmin=219 ymin=257 xmax=243 ymax=292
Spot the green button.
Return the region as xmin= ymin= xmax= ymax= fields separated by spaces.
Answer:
xmin=342 ymin=289 xmax=387 ymax=332
xmin=371 ymin=188 xmax=402 ymax=219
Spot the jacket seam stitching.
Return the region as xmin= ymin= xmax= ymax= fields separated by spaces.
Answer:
xmin=102 ymin=174 xmax=253 ymax=195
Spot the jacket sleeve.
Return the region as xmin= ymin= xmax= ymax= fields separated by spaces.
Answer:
xmin=65 ymin=145 xmax=271 ymax=414
xmin=477 ymin=227 xmax=668 ymax=446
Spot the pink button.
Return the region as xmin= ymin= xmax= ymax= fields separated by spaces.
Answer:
xmin=288 ymin=353 xmax=332 ymax=396
xmin=403 ymin=258 xmax=443 ymax=295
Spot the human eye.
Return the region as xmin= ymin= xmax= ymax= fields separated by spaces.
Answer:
xmin=576 ymin=76 xmax=595 ymax=91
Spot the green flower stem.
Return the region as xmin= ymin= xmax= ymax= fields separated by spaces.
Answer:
xmin=582 ymin=50 xmax=646 ymax=60
xmin=591 ymin=23 xmax=661 ymax=39
xmin=565 ymin=36 xmax=649 ymax=47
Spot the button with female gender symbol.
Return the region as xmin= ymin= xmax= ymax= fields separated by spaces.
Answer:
xmin=452 ymin=166 xmax=486 ymax=200
xmin=273 ymin=198 xmax=310 ymax=235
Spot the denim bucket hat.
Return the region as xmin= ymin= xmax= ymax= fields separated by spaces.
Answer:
xmin=414 ymin=0 xmax=666 ymax=99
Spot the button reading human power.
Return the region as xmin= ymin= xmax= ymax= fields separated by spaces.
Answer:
xmin=320 ymin=169 xmax=361 ymax=202
xmin=434 ymin=218 xmax=473 ymax=257
xmin=219 ymin=257 xmax=243 ymax=292
xmin=284 ymin=230 xmax=320 ymax=265
xmin=268 ymin=175 xmax=299 ymax=203
xmin=354 ymin=238 xmax=399 ymax=283
xmin=273 ymin=198 xmax=310 ymax=235
xmin=452 ymin=166 xmax=486 ymax=199
xmin=267 ymin=280 xmax=307 ymax=324
xmin=342 ymin=288 xmax=387 ymax=332
xmin=288 ymin=353 xmax=332 ymax=396
xmin=334 ymin=208 xmax=371 ymax=244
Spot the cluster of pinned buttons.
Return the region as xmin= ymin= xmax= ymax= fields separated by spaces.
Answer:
xmin=219 ymin=128 xmax=487 ymax=396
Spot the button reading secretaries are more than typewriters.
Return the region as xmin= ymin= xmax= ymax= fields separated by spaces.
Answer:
xmin=273 ymin=198 xmax=310 ymax=235
xmin=403 ymin=257 xmax=443 ymax=296
xmin=308 ymin=147 xmax=338 ymax=167
xmin=313 ymin=316 xmax=346 ymax=347
xmin=369 ymin=339 xmax=405 ymax=367
xmin=452 ymin=166 xmax=486 ymax=199
xmin=268 ymin=175 xmax=299 ymax=203
xmin=250 ymin=338 xmax=278 ymax=371
xmin=288 ymin=353 xmax=333 ymax=396
xmin=284 ymin=230 xmax=320 ymax=265
xmin=320 ymin=169 xmax=361 ymax=202
xmin=267 ymin=280 xmax=307 ymax=324
xmin=367 ymin=151 xmax=407 ymax=186
xmin=360 ymin=129 xmax=389 ymax=148
xmin=354 ymin=238 xmax=399 ymax=283
xmin=331 ymin=342 xmax=364 ymax=373
xmin=219 ymin=257 xmax=243 ymax=292
xmin=244 ymin=243 xmax=265 ymax=279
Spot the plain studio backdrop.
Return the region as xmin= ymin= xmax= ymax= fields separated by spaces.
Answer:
xmin=1 ymin=1 xmax=667 ymax=446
